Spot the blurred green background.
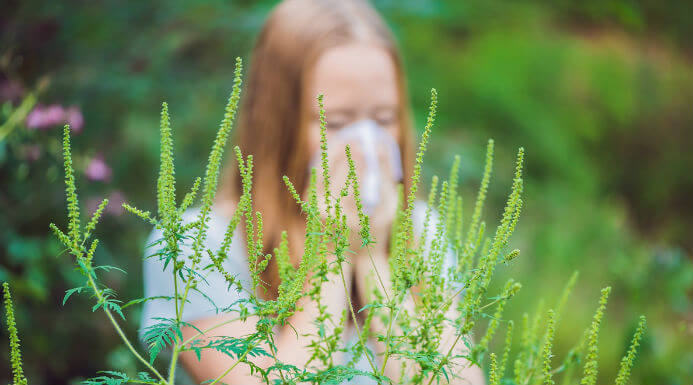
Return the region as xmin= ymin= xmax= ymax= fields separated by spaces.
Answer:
xmin=1 ymin=0 xmax=691 ymax=384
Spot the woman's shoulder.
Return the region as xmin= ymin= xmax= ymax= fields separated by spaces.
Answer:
xmin=144 ymin=203 xmax=239 ymax=253
xmin=140 ymin=202 xmax=250 ymax=334
xmin=181 ymin=202 xmax=233 ymax=226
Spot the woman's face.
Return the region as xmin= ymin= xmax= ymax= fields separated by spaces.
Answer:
xmin=303 ymin=42 xmax=402 ymax=231
xmin=305 ymin=42 xmax=400 ymax=154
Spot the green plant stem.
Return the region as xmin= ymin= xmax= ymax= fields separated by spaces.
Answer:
xmin=426 ymin=324 xmax=467 ymax=385
xmin=365 ymin=245 xmax=391 ymax=302
xmin=378 ymin=316 xmax=395 ymax=377
xmin=168 ymin=267 xmax=182 ymax=384
xmin=177 ymin=270 xmax=196 ymax=317
xmin=393 ymin=262 xmax=491 ymax=356
xmin=167 ymin=349 xmax=179 ymax=385
xmin=478 ymin=294 xmax=512 ymax=313
xmin=379 ymin=291 xmax=407 ymax=377
xmin=180 ymin=315 xmax=246 ymax=347
xmin=173 ymin=268 xmax=180 ymax=320
xmin=390 ymin=278 xmax=471 ymax=353
xmin=266 ymin=332 xmax=288 ymax=384
xmin=84 ymin=266 xmax=167 ymax=384
xmin=360 ymin=244 xmax=398 ymax=378
xmin=208 ymin=343 xmax=256 ymax=385
xmin=338 ymin=263 xmax=379 ymax=379
xmin=415 ymin=285 xmax=513 ymax=384
xmin=0 ymin=90 xmax=37 ymax=141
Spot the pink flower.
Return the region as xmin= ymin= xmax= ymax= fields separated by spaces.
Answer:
xmin=26 ymin=104 xmax=65 ymax=130
xmin=65 ymin=106 xmax=84 ymax=132
xmin=85 ymin=156 xmax=112 ymax=182
xmin=25 ymin=104 xmax=84 ymax=132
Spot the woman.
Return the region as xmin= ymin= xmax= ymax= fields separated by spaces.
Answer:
xmin=141 ymin=0 xmax=484 ymax=384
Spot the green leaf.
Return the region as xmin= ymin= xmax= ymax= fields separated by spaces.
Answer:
xmin=63 ymin=286 xmax=86 ymax=305
xmin=93 ymin=265 xmax=127 ymax=274
xmin=121 ymin=295 xmax=174 ymax=310
xmin=92 ymin=298 xmax=125 ymax=320
xmin=83 ymin=370 xmax=129 ymax=385
xmin=358 ymin=302 xmax=387 ymax=313
xmin=137 ymin=371 xmax=155 ymax=382
xmin=185 ymin=334 xmax=270 ymax=362
xmin=142 ymin=318 xmax=183 ymax=363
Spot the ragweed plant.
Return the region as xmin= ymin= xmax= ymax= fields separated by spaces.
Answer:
xmin=3 ymin=283 xmax=27 ymax=385
xmin=2 ymin=57 xmax=647 ymax=385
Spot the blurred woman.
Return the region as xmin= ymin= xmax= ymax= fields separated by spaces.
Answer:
xmin=141 ymin=0 xmax=484 ymax=384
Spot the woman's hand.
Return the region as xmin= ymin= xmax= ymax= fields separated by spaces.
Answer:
xmin=276 ymin=258 xmax=353 ymax=369
xmin=313 ymin=141 xmax=400 ymax=258
xmin=312 ymin=143 xmax=355 ymax=226
xmin=313 ymin=136 xmax=406 ymax=378
xmin=349 ymin=142 xmax=400 ymax=252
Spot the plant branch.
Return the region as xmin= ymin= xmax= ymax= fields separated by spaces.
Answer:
xmin=85 ymin=268 xmax=167 ymax=384
xmin=338 ymin=263 xmax=379 ymax=379
xmin=207 ymin=343 xmax=256 ymax=385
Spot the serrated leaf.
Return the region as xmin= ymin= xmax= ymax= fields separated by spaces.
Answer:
xmin=121 ymin=295 xmax=174 ymax=309
xmin=83 ymin=370 xmax=129 ymax=385
xmin=93 ymin=265 xmax=127 ymax=274
xmin=92 ymin=298 xmax=125 ymax=320
xmin=192 ymin=286 xmax=220 ymax=312
xmin=63 ymin=286 xmax=86 ymax=305
xmin=358 ymin=302 xmax=387 ymax=313
xmin=105 ymin=300 xmax=125 ymax=320
xmin=137 ymin=371 xmax=154 ymax=382
xmin=142 ymin=318 xmax=183 ymax=363
xmin=185 ymin=335 xmax=270 ymax=361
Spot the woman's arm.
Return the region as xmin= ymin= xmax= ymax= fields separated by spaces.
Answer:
xmin=179 ymin=314 xmax=266 ymax=384
xmin=352 ymin=250 xmax=485 ymax=385
xmin=179 ymin=260 xmax=353 ymax=384
xmin=438 ymin=306 xmax=486 ymax=385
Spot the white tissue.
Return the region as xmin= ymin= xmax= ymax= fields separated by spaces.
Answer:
xmin=310 ymin=119 xmax=402 ymax=214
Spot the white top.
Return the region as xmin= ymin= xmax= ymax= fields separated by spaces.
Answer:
xmin=140 ymin=200 xmax=456 ymax=383
xmin=140 ymin=206 xmax=252 ymax=334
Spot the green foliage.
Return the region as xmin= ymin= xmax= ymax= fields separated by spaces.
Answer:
xmin=488 ymin=353 xmax=500 ymax=385
xmin=540 ymin=309 xmax=556 ymax=384
xmin=186 ymin=334 xmax=270 ymax=363
xmin=142 ymin=318 xmax=184 ymax=364
xmin=58 ymin=85 xmax=657 ymax=384
xmin=391 ymin=88 xmax=437 ymax=292
xmin=3 ymin=282 xmax=27 ymax=385
xmin=192 ymin=57 xmax=244 ymax=267
xmin=498 ymin=320 xmax=513 ymax=381
xmin=2 ymin=1 xmax=691 ymax=383
xmin=4 ymin=64 xmax=650 ymax=385
xmin=83 ymin=370 xmax=158 ymax=385
xmin=156 ymin=101 xmax=176 ymax=224
xmin=62 ymin=124 xmax=81 ymax=247
xmin=614 ymin=315 xmax=647 ymax=385
xmin=580 ymin=287 xmax=611 ymax=385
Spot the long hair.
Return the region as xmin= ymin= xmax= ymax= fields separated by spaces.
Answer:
xmin=218 ymin=0 xmax=415 ymax=299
